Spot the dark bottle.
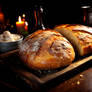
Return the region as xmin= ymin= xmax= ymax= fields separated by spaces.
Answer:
xmin=33 ymin=5 xmax=45 ymax=32
xmin=81 ymin=5 xmax=91 ymax=26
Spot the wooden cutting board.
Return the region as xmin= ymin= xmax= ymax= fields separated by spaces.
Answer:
xmin=0 ymin=50 xmax=92 ymax=90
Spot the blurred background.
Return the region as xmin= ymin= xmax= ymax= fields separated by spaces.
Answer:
xmin=0 ymin=0 xmax=92 ymax=33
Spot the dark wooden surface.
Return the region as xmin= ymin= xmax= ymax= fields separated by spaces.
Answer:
xmin=0 ymin=51 xmax=92 ymax=92
xmin=9 ymin=55 xmax=92 ymax=89
xmin=0 ymin=61 xmax=92 ymax=92
xmin=47 ymin=67 xmax=92 ymax=92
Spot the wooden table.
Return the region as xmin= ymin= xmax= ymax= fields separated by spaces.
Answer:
xmin=0 ymin=51 xmax=92 ymax=92
xmin=47 ymin=67 xmax=92 ymax=92
xmin=0 ymin=63 xmax=92 ymax=92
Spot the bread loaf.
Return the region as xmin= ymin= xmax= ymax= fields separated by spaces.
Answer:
xmin=19 ymin=29 xmax=75 ymax=70
xmin=54 ymin=24 xmax=92 ymax=56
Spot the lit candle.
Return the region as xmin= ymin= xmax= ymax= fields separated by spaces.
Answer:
xmin=16 ymin=16 xmax=25 ymax=34
xmin=25 ymin=21 xmax=28 ymax=31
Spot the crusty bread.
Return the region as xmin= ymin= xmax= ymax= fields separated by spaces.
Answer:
xmin=54 ymin=24 xmax=92 ymax=56
xmin=19 ymin=29 xmax=75 ymax=70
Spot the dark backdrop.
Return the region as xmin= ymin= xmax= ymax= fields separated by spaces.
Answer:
xmin=0 ymin=0 xmax=92 ymax=29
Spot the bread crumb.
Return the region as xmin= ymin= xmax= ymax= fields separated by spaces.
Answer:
xmin=77 ymin=81 xmax=80 ymax=85
xmin=80 ymin=74 xmax=83 ymax=78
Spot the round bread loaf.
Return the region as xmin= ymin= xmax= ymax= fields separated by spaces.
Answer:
xmin=19 ymin=29 xmax=75 ymax=70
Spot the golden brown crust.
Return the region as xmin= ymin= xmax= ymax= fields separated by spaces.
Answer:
xmin=19 ymin=29 xmax=75 ymax=70
xmin=54 ymin=24 xmax=92 ymax=56
xmin=73 ymin=31 xmax=92 ymax=45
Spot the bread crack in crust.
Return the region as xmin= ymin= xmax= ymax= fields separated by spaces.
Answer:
xmin=19 ymin=30 xmax=75 ymax=70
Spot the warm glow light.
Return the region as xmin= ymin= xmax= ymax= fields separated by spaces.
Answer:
xmin=16 ymin=16 xmax=24 ymax=24
xmin=25 ymin=21 xmax=28 ymax=31
xmin=0 ymin=12 xmax=4 ymax=23
xmin=18 ymin=16 xmax=22 ymax=22
xmin=23 ymin=14 xmax=25 ymax=18
xmin=16 ymin=15 xmax=28 ymax=35
xmin=25 ymin=21 xmax=28 ymax=26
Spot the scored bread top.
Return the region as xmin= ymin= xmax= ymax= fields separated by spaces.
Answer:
xmin=19 ymin=29 xmax=75 ymax=70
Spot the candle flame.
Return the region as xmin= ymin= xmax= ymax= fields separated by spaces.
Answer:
xmin=25 ymin=21 xmax=28 ymax=26
xmin=25 ymin=21 xmax=28 ymax=31
xmin=18 ymin=16 xmax=22 ymax=22
xmin=23 ymin=14 xmax=25 ymax=18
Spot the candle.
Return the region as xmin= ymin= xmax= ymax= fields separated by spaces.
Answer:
xmin=16 ymin=16 xmax=29 ymax=36
xmin=16 ymin=16 xmax=25 ymax=34
xmin=25 ymin=21 xmax=28 ymax=31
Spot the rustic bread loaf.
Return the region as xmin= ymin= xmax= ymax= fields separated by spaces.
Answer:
xmin=54 ymin=24 xmax=92 ymax=56
xmin=19 ymin=29 xmax=75 ymax=70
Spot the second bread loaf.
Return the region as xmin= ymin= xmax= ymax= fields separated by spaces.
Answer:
xmin=54 ymin=24 xmax=92 ymax=56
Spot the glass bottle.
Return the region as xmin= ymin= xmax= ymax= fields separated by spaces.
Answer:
xmin=81 ymin=5 xmax=90 ymax=25
xmin=32 ymin=5 xmax=45 ymax=32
